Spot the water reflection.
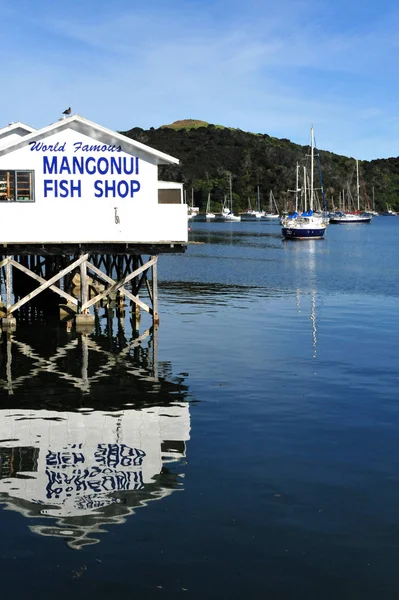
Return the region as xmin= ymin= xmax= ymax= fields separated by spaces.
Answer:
xmin=188 ymin=223 xmax=282 ymax=249
xmin=0 ymin=323 xmax=191 ymax=549
xmin=290 ymin=242 xmax=320 ymax=358
xmin=310 ymin=292 xmax=317 ymax=358
xmin=160 ymin=281 xmax=291 ymax=304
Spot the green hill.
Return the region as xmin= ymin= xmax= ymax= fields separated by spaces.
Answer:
xmin=161 ymin=119 xmax=218 ymax=130
xmin=121 ymin=121 xmax=399 ymax=213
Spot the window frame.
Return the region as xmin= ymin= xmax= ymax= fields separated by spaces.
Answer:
xmin=0 ymin=169 xmax=35 ymax=202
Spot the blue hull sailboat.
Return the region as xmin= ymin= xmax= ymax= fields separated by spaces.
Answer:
xmin=281 ymin=215 xmax=326 ymax=239
xmin=281 ymin=127 xmax=327 ymax=240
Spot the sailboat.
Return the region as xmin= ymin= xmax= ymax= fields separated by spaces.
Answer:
xmin=184 ymin=190 xmax=192 ymax=220
xmin=187 ymin=188 xmax=200 ymax=220
xmin=368 ymin=187 xmax=379 ymax=216
xmin=329 ymin=161 xmax=372 ymax=224
xmin=382 ymin=203 xmax=397 ymax=216
xmin=241 ymin=197 xmax=257 ymax=220
xmin=241 ymin=187 xmax=264 ymax=220
xmin=281 ymin=127 xmax=327 ymax=240
xmin=205 ymin=193 xmax=215 ymax=219
xmin=262 ymin=190 xmax=280 ymax=220
xmin=252 ymin=186 xmax=265 ymax=218
xmin=217 ymin=174 xmax=241 ymax=222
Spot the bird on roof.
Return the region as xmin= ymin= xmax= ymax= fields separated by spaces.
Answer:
xmin=62 ymin=107 xmax=71 ymax=116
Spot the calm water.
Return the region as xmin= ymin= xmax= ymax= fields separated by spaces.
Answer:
xmin=0 ymin=218 xmax=398 ymax=599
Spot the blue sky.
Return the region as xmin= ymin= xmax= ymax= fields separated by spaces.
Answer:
xmin=1 ymin=0 xmax=399 ymax=160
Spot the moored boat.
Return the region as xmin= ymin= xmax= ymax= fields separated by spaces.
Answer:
xmin=241 ymin=209 xmax=263 ymax=220
xmin=329 ymin=160 xmax=372 ymax=224
xmin=382 ymin=204 xmax=397 ymax=216
xmin=205 ymin=193 xmax=216 ymax=219
xmin=282 ymin=212 xmax=326 ymax=239
xmin=282 ymin=127 xmax=327 ymax=240
xmin=329 ymin=211 xmax=372 ymax=224
xmin=218 ymin=207 xmax=241 ymax=222
xmin=241 ymin=186 xmax=264 ymax=220
xmin=262 ymin=190 xmax=280 ymax=221
xmin=216 ymin=174 xmax=241 ymax=222
xmin=187 ymin=187 xmax=199 ymax=220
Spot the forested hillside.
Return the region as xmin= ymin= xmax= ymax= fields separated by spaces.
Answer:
xmin=122 ymin=120 xmax=399 ymax=213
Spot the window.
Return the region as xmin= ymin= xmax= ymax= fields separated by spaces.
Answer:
xmin=158 ymin=189 xmax=182 ymax=204
xmin=0 ymin=170 xmax=34 ymax=202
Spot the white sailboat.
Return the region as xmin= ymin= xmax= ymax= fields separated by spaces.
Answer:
xmin=368 ymin=187 xmax=379 ymax=216
xmin=262 ymin=190 xmax=280 ymax=220
xmin=205 ymin=193 xmax=215 ymax=219
xmin=242 ymin=187 xmax=264 ymax=219
xmin=187 ymin=188 xmax=200 ymax=220
xmin=185 ymin=189 xmax=193 ymax=220
xmin=241 ymin=197 xmax=257 ymax=220
xmin=217 ymin=174 xmax=241 ymax=222
xmin=254 ymin=186 xmax=265 ymax=218
xmin=281 ymin=127 xmax=327 ymax=240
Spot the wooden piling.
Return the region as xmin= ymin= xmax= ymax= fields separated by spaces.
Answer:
xmin=0 ymin=243 xmax=185 ymax=327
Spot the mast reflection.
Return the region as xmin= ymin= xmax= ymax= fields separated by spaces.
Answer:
xmin=0 ymin=322 xmax=191 ymax=549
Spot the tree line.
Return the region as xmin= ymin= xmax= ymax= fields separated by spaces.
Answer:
xmin=121 ymin=122 xmax=399 ymax=213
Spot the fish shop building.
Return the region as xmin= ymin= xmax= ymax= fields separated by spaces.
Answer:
xmin=0 ymin=114 xmax=187 ymax=245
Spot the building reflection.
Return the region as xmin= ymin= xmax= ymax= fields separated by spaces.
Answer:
xmin=0 ymin=321 xmax=191 ymax=549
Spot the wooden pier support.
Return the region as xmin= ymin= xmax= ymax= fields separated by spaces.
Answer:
xmin=0 ymin=249 xmax=164 ymax=329
xmin=2 ymin=258 xmax=16 ymax=330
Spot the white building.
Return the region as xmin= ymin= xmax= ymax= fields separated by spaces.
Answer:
xmin=0 ymin=114 xmax=187 ymax=246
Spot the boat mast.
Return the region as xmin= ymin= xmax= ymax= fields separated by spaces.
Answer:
xmin=303 ymin=166 xmax=307 ymax=212
xmin=356 ymin=159 xmax=360 ymax=211
xmin=257 ymin=185 xmax=260 ymax=212
xmin=229 ymin=173 xmax=233 ymax=212
xmin=310 ymin=126 xmax=314 ymax=212
xmin=273 ymin=191 xmax=278 ymax=215
xmin=295 ymin=162 xmax=299 ymax=212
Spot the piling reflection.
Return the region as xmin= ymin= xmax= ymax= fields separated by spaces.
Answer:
xmin=0 ymin=322 xmax=191 ymax=549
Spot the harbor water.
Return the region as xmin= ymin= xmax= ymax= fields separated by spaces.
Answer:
xmin=0 ymin=217 xmax=398 ymax=599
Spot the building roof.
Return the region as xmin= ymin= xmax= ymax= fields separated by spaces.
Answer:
xmin=0 ymin=114 xmax=179 ymax=165
xmin=0 ymin=121 xmax=36 ymax=135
